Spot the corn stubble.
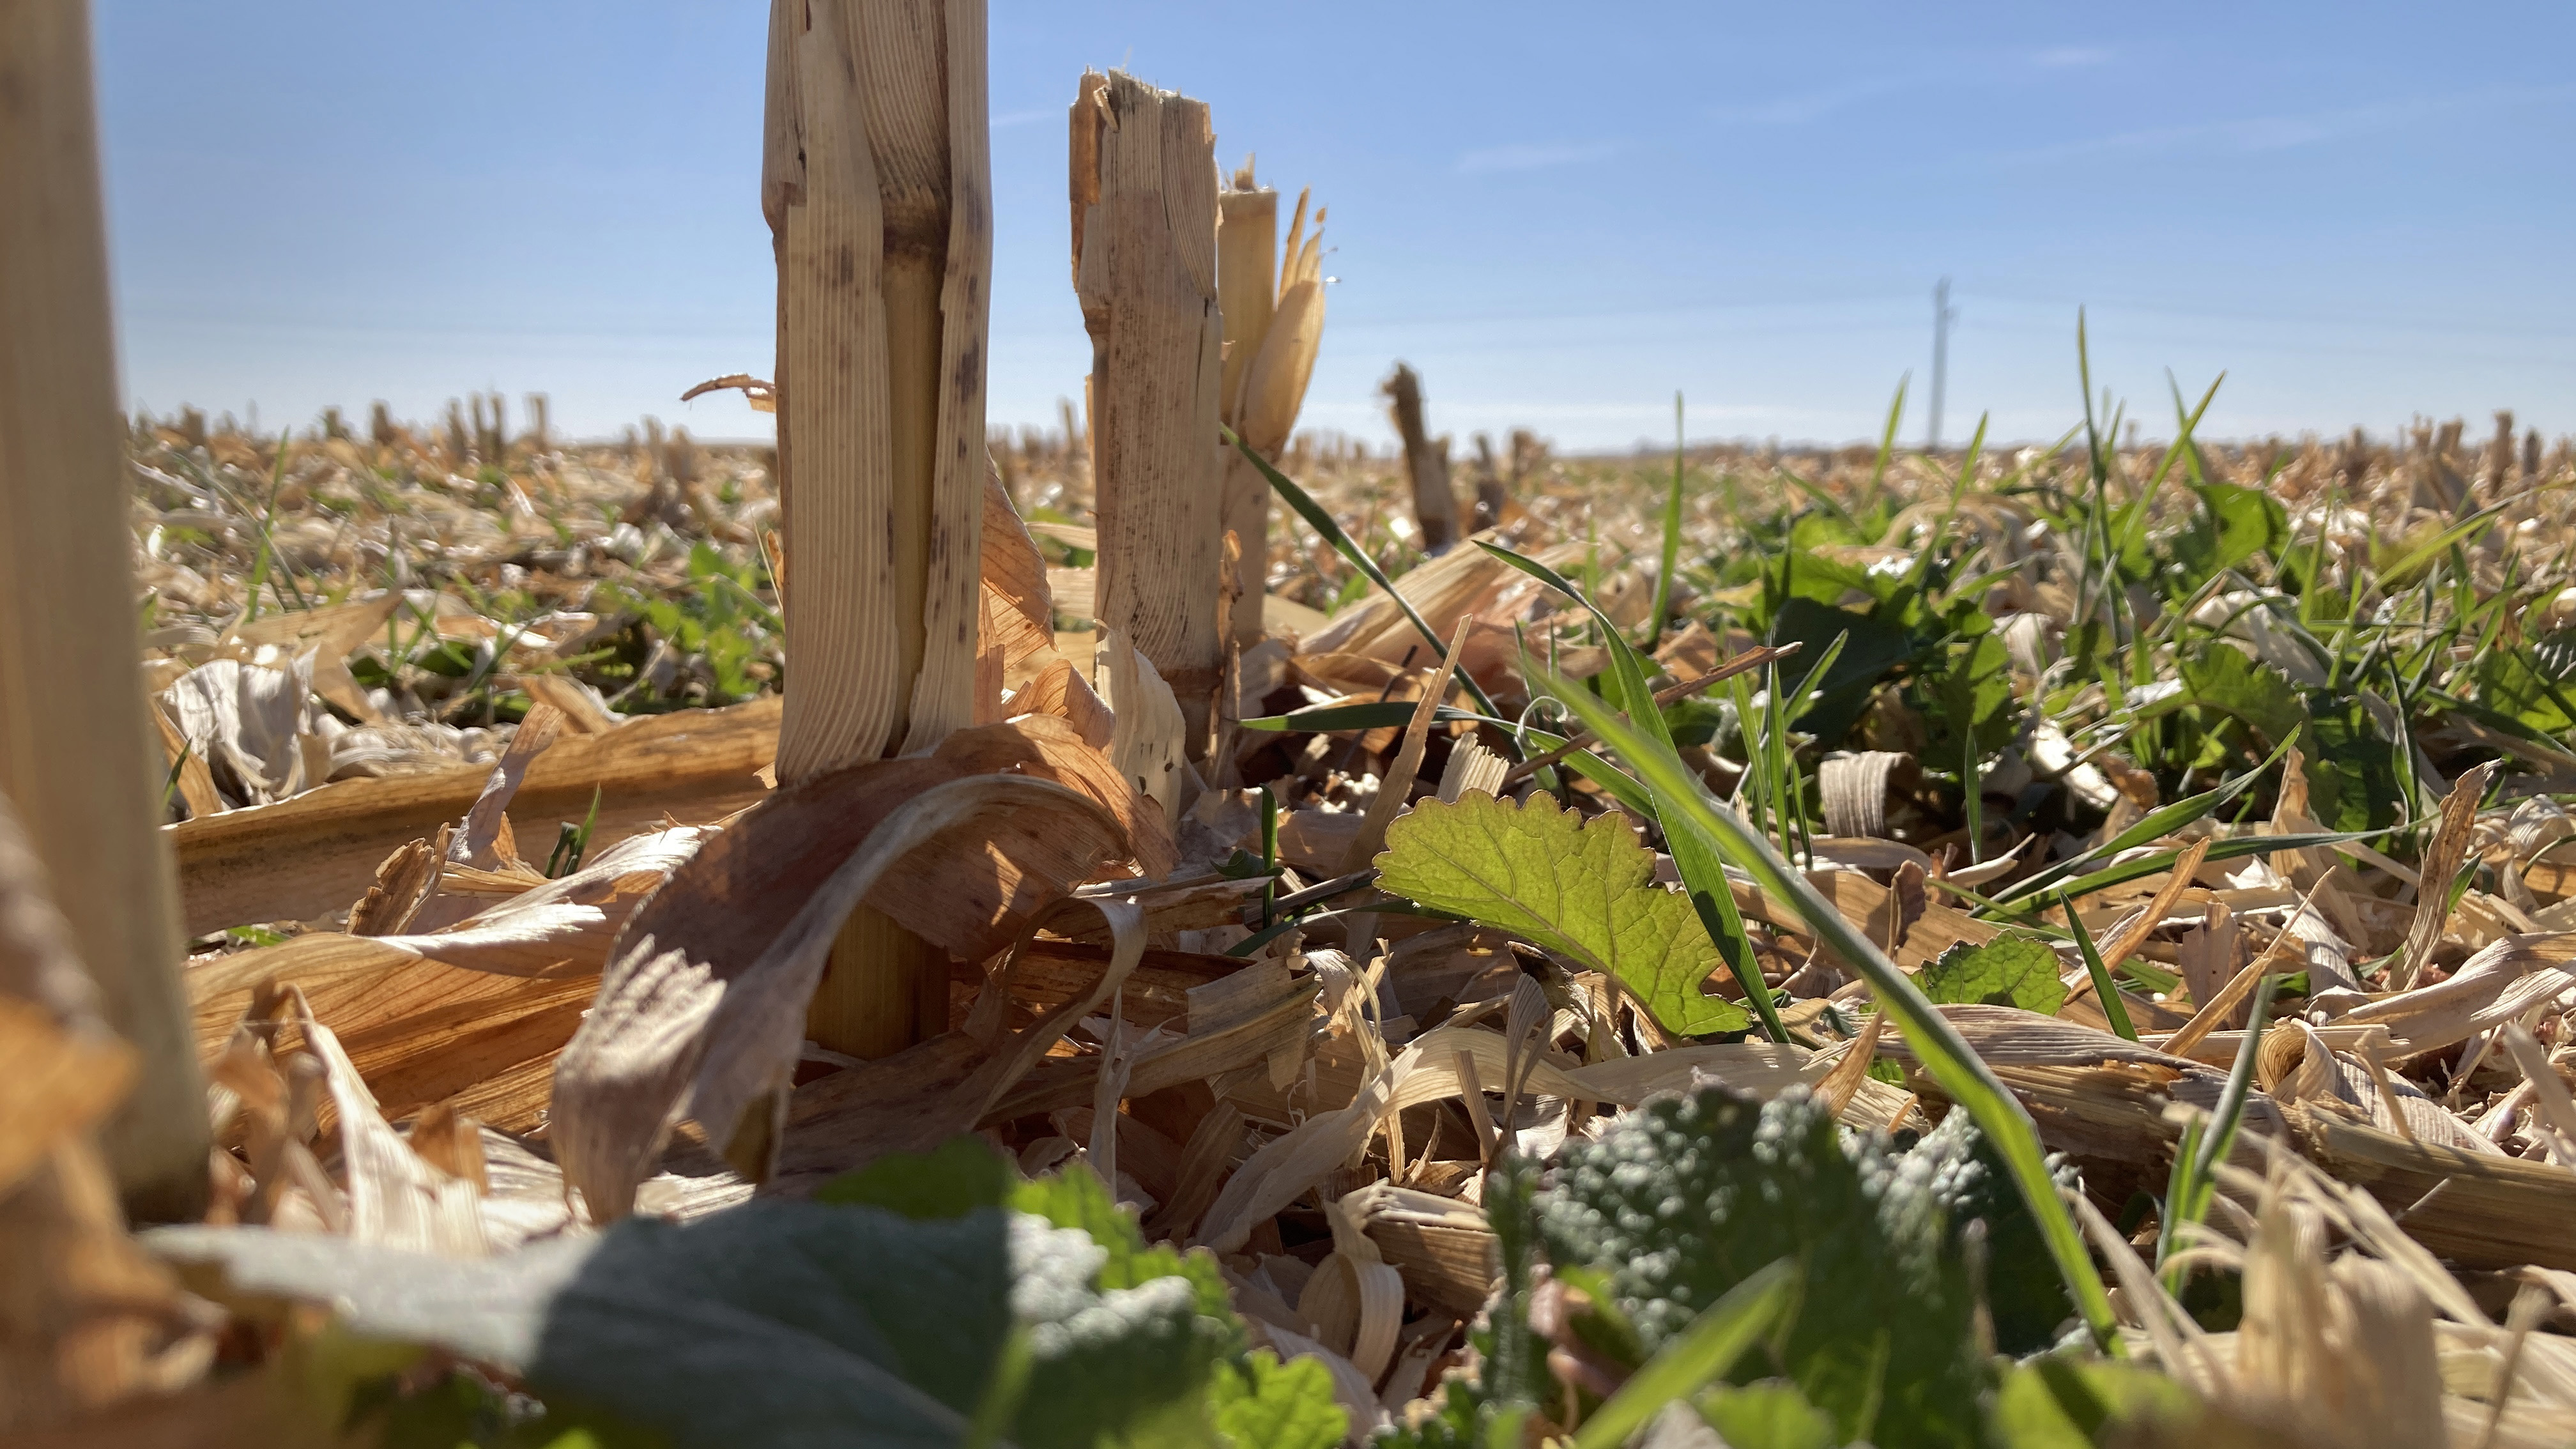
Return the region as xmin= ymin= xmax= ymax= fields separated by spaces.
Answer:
xmin=765 ymin=0 xmax=992 ymax=1057
xmin=1073 ymin=69 xmax=1228 ymax=758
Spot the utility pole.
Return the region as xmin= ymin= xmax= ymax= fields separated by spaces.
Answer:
xmin=1928 ymin=277 xmax=1956 ymax=451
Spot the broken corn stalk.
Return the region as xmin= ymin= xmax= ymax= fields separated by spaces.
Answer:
xmin=763 ymin=0 xmax=992 ymax=1057
xmin=1073 ymin=70 xmax=1226 ymax=758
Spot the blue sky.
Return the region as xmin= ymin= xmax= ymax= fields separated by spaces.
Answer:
xmin=93 ymin=1 xmax=2576 ymax=450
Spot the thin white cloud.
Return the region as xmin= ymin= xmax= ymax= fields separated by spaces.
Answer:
xmin=1454 ymin=140 xmax=1620 ymax=176
xmin=1707 ymin=79 xmax=1903 ymax=126
xmin=2032 ymin=45 xmax=2112 ymax=68
xmin=1982 ymin=87 xmax=2573 ymax=165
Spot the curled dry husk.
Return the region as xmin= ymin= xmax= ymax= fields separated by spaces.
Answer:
xmin=552 ymin=720 xmax=1149 ymax=1219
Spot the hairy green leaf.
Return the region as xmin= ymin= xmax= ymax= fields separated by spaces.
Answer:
xmin=1537 ymin=1087 xmax=1986 ymax=1449
xmin=150 ymin=1172 xmax=1243 ymax=1449
xmin=1376 ymin=790 xmax=1749 ymax=1034
xmin=1920 ymin=935 xmax=2068 ymax=1015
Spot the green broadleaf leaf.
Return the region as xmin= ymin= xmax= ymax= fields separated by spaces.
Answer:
xmin=1482 ymin=540 xmax=1784 ymax=1042
xmin=1375 ymin=791 xmax=1749 ymax=1035
xmin=2471 ymin=627 xmax=2576 ymax=737
xmin=1540 ymin=1089 xmax=1985 ymax=1449
xmin=2172 ymin=480 xmax=2288 ymax=585
xmin=1766 ymin=597 xmax=1915 ymax=745
xmin=1528 ymin=663 xmax=2119 ymax=1349
xmin=150 ymin=1183 xmax=1241 ymax=1449
xmin=1919 ymin=935 xmax=2069 ymax=1015
xmin=1209 ymin=1351 xmax=1348 ymax=1449
xmin=2179 ymin=646 xmax=2306 ymax=753
xmin=1014 ymin=1163 xmax=1236 ymax=1325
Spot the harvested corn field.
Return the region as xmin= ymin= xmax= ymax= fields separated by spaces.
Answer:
xmin=11 ymin=3 xmax=2576 ymax=1447
xmin=58 ymin=378 xmax=2576 ymax=1449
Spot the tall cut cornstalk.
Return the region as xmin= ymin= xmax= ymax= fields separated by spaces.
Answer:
xmin=763 ymin=0 xmax=991 ymax=1057
xmin=0 ymin=0 xmax=208 ymax=1221
xmin=1073 ymin=70 xmax=1226 ymax=758
xmin=1216 ymin=162 xmax=1326 ymax=647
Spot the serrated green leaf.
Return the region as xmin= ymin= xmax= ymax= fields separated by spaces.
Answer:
xmin=1482 ymin=540 xmax=1783 ymax=1043
xmin=1920 ymin=935 xmax=2068 ymax=1015
xmin=1376 ymin=791 xmax=1749 ymax=1034
xmin=2179 ymin=646 xmax=2306 ymax=755
xmin=1208 ymin=1351 xmax=1347 ymax=1449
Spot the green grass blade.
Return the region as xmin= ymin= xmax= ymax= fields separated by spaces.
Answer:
xmin=1866 ymin=375 xmax=1909 ymax=496
xmin=1570 ymin=1260 xmax=1797 ymax=1449
xmin=2159 ymin=973 xmax=2277 ymax=1287
xmin=1774 ymin=465 xmax=1860 ymax=533
xmin=1963 ymin=728 xmax=1985 ymax=865
xmin=1989 ymin=730 xmax=2300 ymax=906
xmin=1488 ymin=542 xmax=1787 ymax=1041
xmin=1537 ymin=664 xmax=2120 ymax=1349
xmin=1234 ymin=425 xmax=1504 ymax=724
xmin=161 ymin=744 xmax=191 ymax=813
xmin=1647 ymin=391 xmax=1686 ymax=652
xmin=2004 ymin=829 xmax=2384 ymax=912
xmin=2377 ymin=500 xmax=2508 ymax=590
xmin=1239 ymin=701 xmax=1516 ymax=733
xmin=2060 ymin=893 xmax=2138 ymax=1043
xmin=2193 ymin=970 xmax=2276 ymax=1186
xmin=1781 ymin=629 xmax=1848 ymax=730
xmin=1259 ymin=785 xmax=1280 ymax=928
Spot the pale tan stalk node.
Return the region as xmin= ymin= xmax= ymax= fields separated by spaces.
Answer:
xmin=1073 ymin=70 xmax=1227 ymax=756
xmin=764 ymin=0 xmax=992 ymax=1057
xmin=0 ymin=0 xmax=208 ymax=1222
